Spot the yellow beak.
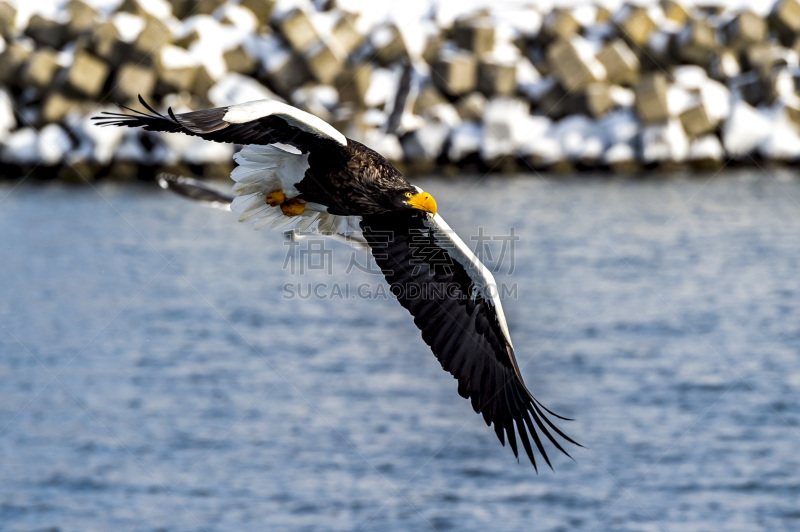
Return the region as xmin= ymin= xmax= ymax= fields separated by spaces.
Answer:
xmin=407 ymin=191 xmax=437 ymax=216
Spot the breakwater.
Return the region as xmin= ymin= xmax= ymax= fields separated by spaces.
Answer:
xmin=0 ymin=0 xmax=799 ymax=179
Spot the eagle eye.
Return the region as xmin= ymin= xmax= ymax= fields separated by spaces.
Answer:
xmin=405 ymin=192 xmax=413 ymax=198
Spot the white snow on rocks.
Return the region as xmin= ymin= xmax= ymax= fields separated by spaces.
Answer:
xmin=641 ymin=119 xmax=689 ymax=164
xmin=481 ymin=98 xmax=531 ymax=160
xmin=722 ymin=99 xmax=771 ymax=158
xmin=0 ymin=89 xmax=17 ymax=141
xmin=208 ymin=73 xmax=282 ymax=107
xmin=759 ymin=105 xmax=800 ymax=161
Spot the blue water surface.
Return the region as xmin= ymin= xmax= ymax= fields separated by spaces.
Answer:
xmin=1 ymin=170 xmax=799 ymax=531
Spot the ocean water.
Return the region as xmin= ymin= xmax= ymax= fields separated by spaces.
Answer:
xmin=1 ymin=170 xmax=799 ymax=531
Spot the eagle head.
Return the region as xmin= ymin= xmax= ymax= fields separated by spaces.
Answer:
xmin=395 ymin=186 xmax=437 ymax=216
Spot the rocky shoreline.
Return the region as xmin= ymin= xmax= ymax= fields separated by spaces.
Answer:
xmin=0 ymin=0 xmax=799 ymax=181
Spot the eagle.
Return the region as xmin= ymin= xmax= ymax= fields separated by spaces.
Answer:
xmin=93 ymin=96 xmax=579 ymax=470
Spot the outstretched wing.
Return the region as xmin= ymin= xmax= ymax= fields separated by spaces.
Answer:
xmin=157 ymin=173 xmax=233 ymax=210
xmin=360 ymin=211 xmax=579 ymax=469
xmin=92 ymin=95 xmax=347 ymax=153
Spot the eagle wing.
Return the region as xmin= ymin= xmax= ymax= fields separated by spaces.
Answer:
xmin=157 ymin=173 xmax=233 ymax=211
xmin=360 ymin=211 xmax=579 ymax=469
xmin=92 ymin=95 xmax=347 ymax=153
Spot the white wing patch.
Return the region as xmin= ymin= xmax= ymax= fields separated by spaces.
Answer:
xmin=223 ymin=100 xmax=348 ymax=147
xmin=230 ymin=144 xmax=361 ymax=237
xmin=423 ymin=213 xmax=514 ymax=349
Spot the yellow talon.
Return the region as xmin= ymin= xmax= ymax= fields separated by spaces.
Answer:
xmin=265 ymin=190 xmax=286 ymax=206
xmin=280 ymin=198 xmax=306 ymax=216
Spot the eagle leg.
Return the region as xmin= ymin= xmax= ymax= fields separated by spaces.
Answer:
xmin=280 ymin=198 xmax=306 ymax=216
xmin=265 ymin=190 xmax=286 ymax=206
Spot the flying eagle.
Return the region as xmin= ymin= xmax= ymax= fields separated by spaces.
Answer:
xmin=93 ymin=97 xmax=579 ymax=469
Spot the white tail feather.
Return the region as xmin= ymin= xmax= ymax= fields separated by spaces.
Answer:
xmin=230 ymin=144 xmax=362 ymax=238
xmin=231 ymin=145 xmax=309 ymax=197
